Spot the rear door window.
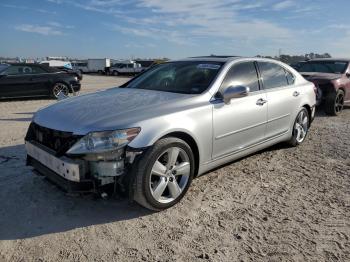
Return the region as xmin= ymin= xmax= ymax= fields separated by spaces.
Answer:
xmin=258 ymin=62 xmax=288 ymax=89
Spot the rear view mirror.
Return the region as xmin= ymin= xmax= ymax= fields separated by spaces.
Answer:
xmin=223 ymin=85 xmax=250 ymax=104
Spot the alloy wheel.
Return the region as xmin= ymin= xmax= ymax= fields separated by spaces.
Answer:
xmin=335 ymin=92 xmax=344 ymax=114
xmin=149 ymin=147 xmax=191 ymax=204
xmin=294 ymin=110 xmax=309 ymax=143
xmin=53 ymin=83 xmax=69 ymax=98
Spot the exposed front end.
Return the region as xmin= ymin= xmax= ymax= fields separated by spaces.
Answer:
xmin=25 ymin=122 xmax=141 ymax=194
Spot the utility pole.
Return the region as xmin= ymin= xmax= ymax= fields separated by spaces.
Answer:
xmin=278 ymin=48 xmax=282 ymax=60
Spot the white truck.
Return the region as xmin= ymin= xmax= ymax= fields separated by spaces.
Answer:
xmin=87 ymin=59 xmax=111 ymax=74
xmin=109 ymin=61 xmax=146 ymax=76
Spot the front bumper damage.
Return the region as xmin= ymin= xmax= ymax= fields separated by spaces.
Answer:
xmin=25 ymin=129 xmax=144 ymax=194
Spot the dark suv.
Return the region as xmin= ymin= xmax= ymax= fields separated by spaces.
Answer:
xmin=298 ymin=59 xmax=350 ymax=115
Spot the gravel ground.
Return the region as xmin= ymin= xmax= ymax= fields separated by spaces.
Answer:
xmin=0 ymin=75 xmax=349 ymax=262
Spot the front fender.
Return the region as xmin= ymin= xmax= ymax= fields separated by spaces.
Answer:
xmin=128 ymin=106 xmax=213 ymax=166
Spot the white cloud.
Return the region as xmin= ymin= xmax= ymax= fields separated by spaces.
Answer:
xmin=47 ymin=21 xmax=75 ymax=29
xmin=133 ymin=0 xmax=292 ymax=43
xmin=46 ymin=0 xmax=63 ymax=4
xmin=1 ymin=3 xmax=56 ymax=14
xmin=14 ymin=24 xmax=63 ymax=36
xmin=272 ymin=0 xmax=295 ymax=11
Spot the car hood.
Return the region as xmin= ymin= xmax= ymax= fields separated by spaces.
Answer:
xmin=33 ymin=88 xmax=195 ymax=134
xmin=301 ymin=72 xmax=342 ymax=81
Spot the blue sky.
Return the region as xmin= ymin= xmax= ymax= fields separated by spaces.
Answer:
xmin=1 ymin=0 xmax=350 ymax=59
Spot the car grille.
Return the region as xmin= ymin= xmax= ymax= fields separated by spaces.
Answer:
xmin=25 ymin=122 xmax=83 ymax=156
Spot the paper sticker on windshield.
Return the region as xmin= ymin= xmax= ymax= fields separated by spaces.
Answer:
xmin=197 ymin=64 xmax=220 ymax=70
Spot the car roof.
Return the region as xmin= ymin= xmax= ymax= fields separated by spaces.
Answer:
xmin=175 ymin=56 xmax=242 ymax=63
xmin=309 ymin=58 xmax=350 ymax=62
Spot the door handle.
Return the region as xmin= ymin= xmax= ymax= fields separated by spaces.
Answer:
xmin=256 ymin=98 xmax=268 ymax=106
xmin=293 ymin=91 xmax=300 ymax=97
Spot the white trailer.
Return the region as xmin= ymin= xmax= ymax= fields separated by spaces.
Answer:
xmin=87 ymin=59 xmax=111 ymax=74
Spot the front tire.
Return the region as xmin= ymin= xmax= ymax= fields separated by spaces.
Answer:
xmin=51 ymin=82 xmax=70 ymax=99
xmin=325 ymin=89 xmax=345 ymax=116
xmin=132 ymin=137 xmax=195 ymax=211
xmin=288 ymin=108 xmax=310 ymax=147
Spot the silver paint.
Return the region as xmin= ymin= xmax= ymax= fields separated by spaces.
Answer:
xmin=32 ymin=57 xmax=316 ymax=176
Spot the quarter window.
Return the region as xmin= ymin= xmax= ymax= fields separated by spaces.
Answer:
xmin=258 ymin=62 xmax=288 ymax=89
xmin=285 ymin=69 xmax=295 ymax=85
xmin=220 ymin=62 xmax=260 ymax=92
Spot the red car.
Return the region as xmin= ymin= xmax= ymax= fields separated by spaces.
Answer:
xmin=298 ymin=59 xmax=350 ymax=115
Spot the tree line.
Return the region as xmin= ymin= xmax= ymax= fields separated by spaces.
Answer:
xmin=256 ymin=52 xmax=332 ymax=65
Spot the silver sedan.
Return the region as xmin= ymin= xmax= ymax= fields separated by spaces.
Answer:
xmin=25 ymin=56 xmax=316 ymax=210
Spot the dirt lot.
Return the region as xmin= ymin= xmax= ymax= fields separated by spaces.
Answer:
xmin=0 ymin=75 xmax=349 ymax=262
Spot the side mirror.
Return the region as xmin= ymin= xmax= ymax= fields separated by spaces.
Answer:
xmin=223 ymin=85 xmax=250 ymax=104
xmin=346 ymin=73 xmax=350 ymax=78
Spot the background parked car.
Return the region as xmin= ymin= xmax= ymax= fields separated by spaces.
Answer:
xmin=0 ymin=63 xmax=81 ymax=99
xmin=25 ymin=56 xmax=316 ymax=211
xmin=297 ymin=59 xmax=350 ymax=115
xmin=110 ymin=61 xmax=146 ymax=75
xmin=290 ymin=61 xmax=307 ymax=71
xmin=72 ymin=61 xmax=89 ymax=73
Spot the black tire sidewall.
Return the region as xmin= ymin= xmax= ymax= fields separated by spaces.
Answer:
xmin=135 ymin=138 xmax=195 ymax=210
xmin=325 ymin=89 xmax=344 ymax=116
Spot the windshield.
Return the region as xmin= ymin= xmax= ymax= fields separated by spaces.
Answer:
xmin=299 ymin=61 xmax=348 ymax=74
xmin=125 ymin=61 xmax=224 ymax=94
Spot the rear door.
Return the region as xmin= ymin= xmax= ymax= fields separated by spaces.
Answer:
xmin=257 ymin=61 xmax=300 ymax=139
xmin=28 ymin=65 xmax=51 ymax=95
xmin=212 ymin=61 xmax=268 ymax=159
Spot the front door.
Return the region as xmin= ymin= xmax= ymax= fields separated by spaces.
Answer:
xmin=0 ymin=65 xmax=32 ymax=97
xmin=212 ymin=61 xmax=268 ymax=159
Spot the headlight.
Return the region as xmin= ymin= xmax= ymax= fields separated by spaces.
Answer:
xmin=74 ymin=76 xmax=78 ymax=81
xmin=67 ymin=127 xmax=140 ymax=155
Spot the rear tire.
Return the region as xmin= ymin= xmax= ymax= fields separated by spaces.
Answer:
xmin=132 ymin=137 xmax=195 ymax=211
xmin=325 ymin=89 xmax=345 ymax=116
xmin=112 ymin=70 xmax=119 ymax=76
xmin=288 ymin=108 xmax=310 ymax=147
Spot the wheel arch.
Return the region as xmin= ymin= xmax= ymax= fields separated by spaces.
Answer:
xmin=160 ymin=131 xmax=200 ymax=177
xmin=338 ymin=86 xmax=346 ymax=95
xmin=300 ymin=104 xmax=313 ymax=128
